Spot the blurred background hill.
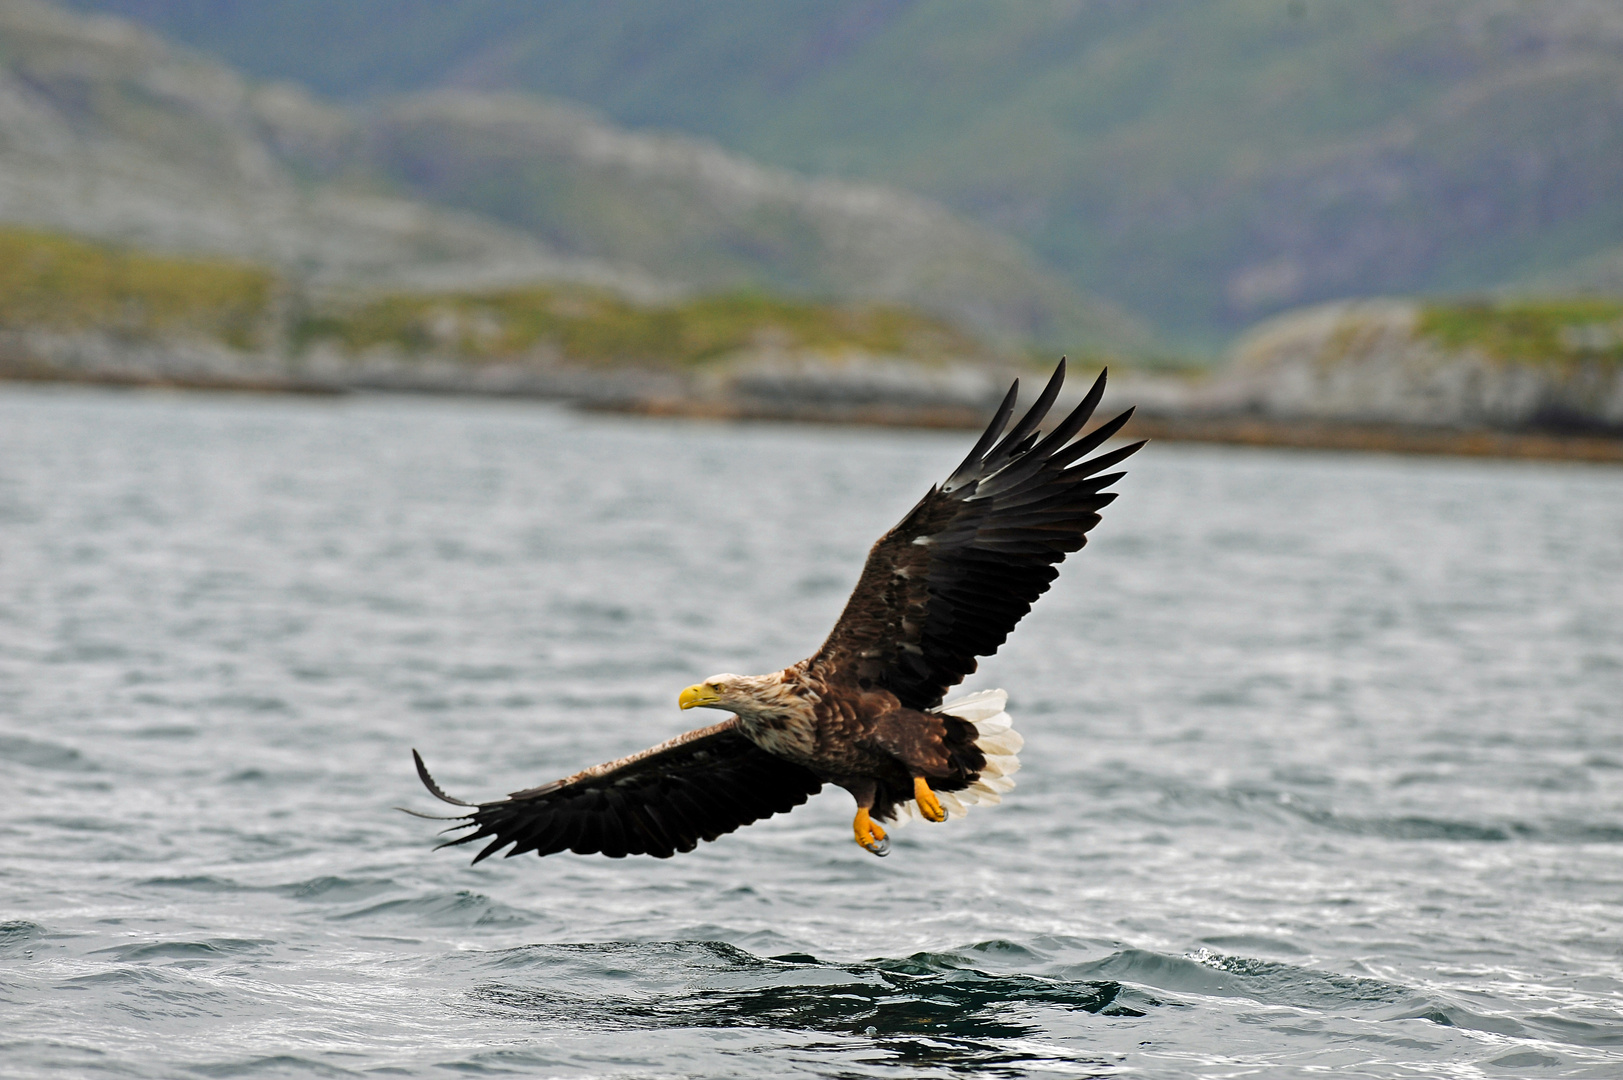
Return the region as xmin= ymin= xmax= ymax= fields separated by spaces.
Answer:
xmin=59 ymin=0 xmax=1623 ymax=352
xmin=0 ymin=0 xmax=1141 ymax=353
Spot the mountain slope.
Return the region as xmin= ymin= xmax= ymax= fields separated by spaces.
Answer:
xmin=326 ymin=91 xmax=1145 ymax=350
xmin=2 ymin=0 xmax=1144 ymax=351
xmin=69 ymin=0 xmax=1623 ymax=346
xmin=0 ymin=0 xmax=641 ymax=294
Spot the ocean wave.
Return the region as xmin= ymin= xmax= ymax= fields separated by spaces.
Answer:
xmin=0 ymin=920 xmax=47 ymax=949
xmin=185 ymin=1054 xmax=363 ymax=1078
xmin=334 ymin=889 xmax=534 ymax=927
xmin=1148 ymin=781 xmax=1623 ymax=844
xmin=467 ymin=940 xmax=1148 ymax=1073
xmin=276 ymin=876 xmax=399 ymax=903
xmin=90 ymin=938 xmax=272 ymax=962
xmin=471 ymin=941 xmax=1151 ymax=1030
xmin=139 ymin=875 xmax=249 ymax=893
xmin=0 ymin=735 xmax=98 ymax=772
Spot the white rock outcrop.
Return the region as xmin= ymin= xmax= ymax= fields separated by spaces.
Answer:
xmin=1214 ymin=301 xmax=1623 ymax=430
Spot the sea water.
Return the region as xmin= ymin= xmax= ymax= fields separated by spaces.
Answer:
xmin=1 ymin=386 xmax=1620 ymax=1078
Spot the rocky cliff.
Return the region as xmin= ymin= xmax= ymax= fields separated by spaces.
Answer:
xmin=1211 ymin=300 xmax=1623 ymax=433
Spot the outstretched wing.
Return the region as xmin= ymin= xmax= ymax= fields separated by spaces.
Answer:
xmin=412 ymin=720 xmax=824 ymax=861
xmin=811 ymin=359 xmax=1142 ymax=711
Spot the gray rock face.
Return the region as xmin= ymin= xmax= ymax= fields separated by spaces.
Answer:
xmin=1217 ymin=302 xmax=1623 ymax=431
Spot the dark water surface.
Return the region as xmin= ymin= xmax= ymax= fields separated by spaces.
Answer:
xmin=2 ymin=386 xmax=1621 ymax=1078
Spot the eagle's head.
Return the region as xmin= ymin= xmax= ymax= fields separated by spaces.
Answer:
xmin=678 ymin=673 xmax=796 ymax=720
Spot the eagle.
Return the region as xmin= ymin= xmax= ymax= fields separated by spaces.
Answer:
xmin=411 ymin=358 xmax=1142 ymax=860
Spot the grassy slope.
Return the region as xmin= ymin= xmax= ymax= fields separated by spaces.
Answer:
xmin=1419 ymin=300 xmax=1623 ymax=368
xmin=64 ymin=0 xmax=1623 ymax=348
xmin=297 ymin=286 xmax=989 ymax=368
xmin=0 ymin=226 xmax=275 ymax=348
xmin=0 ymin=224 xmax=992 ymax=367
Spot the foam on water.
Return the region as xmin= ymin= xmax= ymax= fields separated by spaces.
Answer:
xmin=2 ymin=385 xmax=1622 ymax=1078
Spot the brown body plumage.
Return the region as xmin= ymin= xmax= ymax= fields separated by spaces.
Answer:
xmin=411 ymin=359 xmax=1142 ymax=859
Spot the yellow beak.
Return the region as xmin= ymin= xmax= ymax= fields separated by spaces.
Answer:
xmin=679 ymin=684 xmax=721 ymax=710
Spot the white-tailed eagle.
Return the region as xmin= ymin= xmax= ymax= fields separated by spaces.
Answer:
xmin=412 ymin=359 xmax=1142 ymax=859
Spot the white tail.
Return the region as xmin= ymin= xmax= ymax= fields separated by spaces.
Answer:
xmin=890 ymin=689 xmax=1022 ymax=826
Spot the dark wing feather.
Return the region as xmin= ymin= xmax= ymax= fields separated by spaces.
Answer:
xmin=811 ymin=359 xmax=1143 ymax=710
xmin=411 ymin=719 xmax=823 ymax=861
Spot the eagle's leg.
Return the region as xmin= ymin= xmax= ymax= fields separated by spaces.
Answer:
xmin=843 ymin=781 xmax=889 ymax=856
xmin=912 ymin=776 xmax=947 ymax=823
xmin=853 ymin=807 xmax=889 ymax=856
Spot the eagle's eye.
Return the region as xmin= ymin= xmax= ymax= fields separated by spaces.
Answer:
xmin=708 ymin=682 xmax=724 ymax=693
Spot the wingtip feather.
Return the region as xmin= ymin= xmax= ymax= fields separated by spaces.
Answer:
xmin=470 ymin=836 xmax=509 ymax=864
xmin=946 ymin=377 xmax=1021 ymax=488
xmin=414 ymin=749 xmax=476 ymax=807
xmin=395 ymin=805 xmax=468 ymax=821
xmin=988 ymin=358 xmax=1067 ymax=464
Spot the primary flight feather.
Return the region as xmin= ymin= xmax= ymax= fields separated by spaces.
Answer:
xmin=412 ymin=358 xmax=1142 ymax=859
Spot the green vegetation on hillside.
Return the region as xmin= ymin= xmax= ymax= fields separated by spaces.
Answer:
xmin=297 ymin=286 xmax=987 ymax=367
xmin=0 ymin=226 xmax=275 ymax=348
xmin=0 ymin=225 xmax=994 ymax=367
xmin=1419 ymin=300 xmax=1623 ymax=367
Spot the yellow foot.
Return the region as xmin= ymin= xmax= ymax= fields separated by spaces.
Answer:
xmin=913 ymin=777 xmax=947 ymax=823
xmin=853 ymin=808 xmax=889 ymax=857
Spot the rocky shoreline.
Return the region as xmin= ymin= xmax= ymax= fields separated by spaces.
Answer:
xmin=590 ymin=398 xmax=1623 ymax=464
xmin=6 ymin=341 xmax=1620 ymax=466
xmin=1121 ymin=414 xmax=1623 ymax=464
